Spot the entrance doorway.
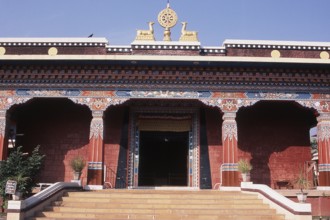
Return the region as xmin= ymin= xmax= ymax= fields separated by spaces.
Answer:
xmin=138 ymin=131 xmax=189 ymax=186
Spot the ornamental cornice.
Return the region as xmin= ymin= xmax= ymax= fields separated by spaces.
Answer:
xmin=1 ymin=65 xmax=329 ymax=94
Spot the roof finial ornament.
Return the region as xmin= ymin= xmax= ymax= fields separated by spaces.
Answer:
xmin=158 ymin=1 xmax=178 ymax=41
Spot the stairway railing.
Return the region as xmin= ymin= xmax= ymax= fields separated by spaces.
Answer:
xmin=104 ymin=165 xmax=127 ymax=189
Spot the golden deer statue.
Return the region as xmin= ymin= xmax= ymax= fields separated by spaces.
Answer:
xmin=135 ymin=22 xmax=155 ymax=41
xmin=179 ymin=22 xmax=199 ymax=42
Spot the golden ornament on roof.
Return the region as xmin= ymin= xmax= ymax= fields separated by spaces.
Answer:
xmin=158 ymin=2 xmax=178 ymax=41
xmin=158 ymin=6 xmax=178 ymax=29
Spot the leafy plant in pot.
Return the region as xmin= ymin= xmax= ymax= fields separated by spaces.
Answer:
xmin=295 ymin=168 xmax=311 ymax=203
xmin=9 ymin=172 xmax=30 ymax=200
xmin=70 ymin=156 xmax=86 ymax=180
xmin=237 ymin=159 xmax=252 ymax=182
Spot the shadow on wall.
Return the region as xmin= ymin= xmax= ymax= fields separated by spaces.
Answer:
xmin=8 ymin=98 xmax=92 ymax=183
xmin=103 ymin=105 xmax=130 ymax=189
xmin=237 ymin=101 xmax=317 ymax=187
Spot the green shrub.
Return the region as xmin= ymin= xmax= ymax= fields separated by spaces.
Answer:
xmin=0 ymin=146 xmax=45 ymax=206
xmin=237 ymin=159 xmax=252 ymax=174
xmin=70 ymin=156 xmax=86 ymax=172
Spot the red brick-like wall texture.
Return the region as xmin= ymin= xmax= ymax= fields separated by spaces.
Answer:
xmin=103 ymin=105 xmax=129 ymax=187
xmin=8 ymin=98 xmax=91 ymax=184
xmin=204 ymin=107 xmax=223 ymax=188
xmin=237 ymin=101 xmax=317 ymax=187
xmin=288 ymin=196 xmax=330 ymax=216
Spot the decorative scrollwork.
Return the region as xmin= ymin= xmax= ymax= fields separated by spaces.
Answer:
xmin=0 ymin=97 xmax=32 ymax=110
xmin=318 ymin=125 xmax=330 ymax=142
xmin=0 ymin=117 xmax=6 ymax=135
xmin=90 ymin=117 xmax=104 ymax=139
xmin=201 ymin=98 xmax=257 ymax=112
xmin=223 ymin=121 xmax=237 ymax=141
xmin=222 ymin=112 xmax=237 ymax=141
xmin=317 ymin=114 xmax=330 ymax=142
xmin=70 ymin=97 xmax=128 ymax=111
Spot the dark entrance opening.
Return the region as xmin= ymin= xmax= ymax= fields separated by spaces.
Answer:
xmin=139 ymin=131 xmax=189 ymax=186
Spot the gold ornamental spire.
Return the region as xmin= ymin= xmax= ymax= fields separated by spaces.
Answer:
xmin=158 ymin=1 xmax=178 ymax=41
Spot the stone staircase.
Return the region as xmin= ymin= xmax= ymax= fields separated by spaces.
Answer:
xmin=29 ymin=189 xmax=286 ymax=220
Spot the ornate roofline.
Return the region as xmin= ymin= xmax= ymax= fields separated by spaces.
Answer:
xmin=0 ymin=37 xmax=108 ymax=43
xmin=1 ymin=54 xmax=330 ymax=65
xmin=224 ymin=39 xmax=330 ymax=51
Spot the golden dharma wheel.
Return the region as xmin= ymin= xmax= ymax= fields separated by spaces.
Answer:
xmin=158 ymin=7 xmax=178 ymax=29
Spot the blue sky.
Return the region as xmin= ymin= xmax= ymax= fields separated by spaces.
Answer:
xmin=1 ymin=0 xmax=330 ymax=46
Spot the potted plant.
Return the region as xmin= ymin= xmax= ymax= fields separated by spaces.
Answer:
xmin=295 ymin=168 xmax=310 ymax=203
xmin=238 ymin=159 xmax=252 ymax=182
xmin=70 ymin=156 xmax=86 ymax=180
xmin=9 ymin=172 xmax=30 ymax=200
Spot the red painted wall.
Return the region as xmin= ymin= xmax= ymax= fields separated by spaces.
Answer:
xmin=204 ymin=107 xmax=223 ymax=188
xmin=9 ymin=99 xmax=91 ymax=184
xmin=237 ymin=101 xmax=317 ymax=187
xmin=288 ymin=196 xmax=330 ymax=217
xmin=103 ymin=105 xmax=127 ymax=187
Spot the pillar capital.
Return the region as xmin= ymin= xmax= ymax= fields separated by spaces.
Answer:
xmin=222 ymin=112 xmax=237 ymax=121
xmin=91 ymin=110 xmax=104 ymax=119
xmin=317 ymin=113 xmax=330 ymax=122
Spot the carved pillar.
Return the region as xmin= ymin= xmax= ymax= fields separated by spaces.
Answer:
xmin=87 ymin=111 xmax=104 ymax=185
xmin=222 ymin=112 xmax=239 ymax=186
xmin=0 ymin=111 xmax=7 ymax=160
xmin=317 ymin=113 xmax=330 ymax=186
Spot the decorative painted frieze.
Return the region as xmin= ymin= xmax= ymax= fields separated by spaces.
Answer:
xmin=0 ymin=89 xmax=327 ymax=116
xmin=201 ymin=98 xmax=257 ymax=112
xmin=319 ymin=164 xmax=330 ymax=172
xmin=16 ymin=89 xmax=81 ymax=97
xmin=116 ymin=90 xmax=211 ymax=99
xmin=88 ymin=162 xmax=103 ymax=170
xmin=70 ymin=97 xmax=127 ymax=111
xmin=221 ymin=163 xmax=238 ymax=172
xmin=0 ymin=97 xmax=32 ymax=110
xmin=246 ymin=92 xmax=311 ymax=100
xmin=297 ymin=100 xmax=330 ymax=113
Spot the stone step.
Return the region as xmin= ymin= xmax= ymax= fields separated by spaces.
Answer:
xmin=52 ymin=197 xmax=263 ymax=207
xmin=46 ymin=206 xmax=277 ymax=215
xmin=65 ymin=191 xmax=258 ymax=199
xmin=53 ymin=201 xmax=270 ymax=210
xmin=27 ymin=190 xmax=285 ymax=220
xmin=33 ymin=212 xmax=285 ymax=220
